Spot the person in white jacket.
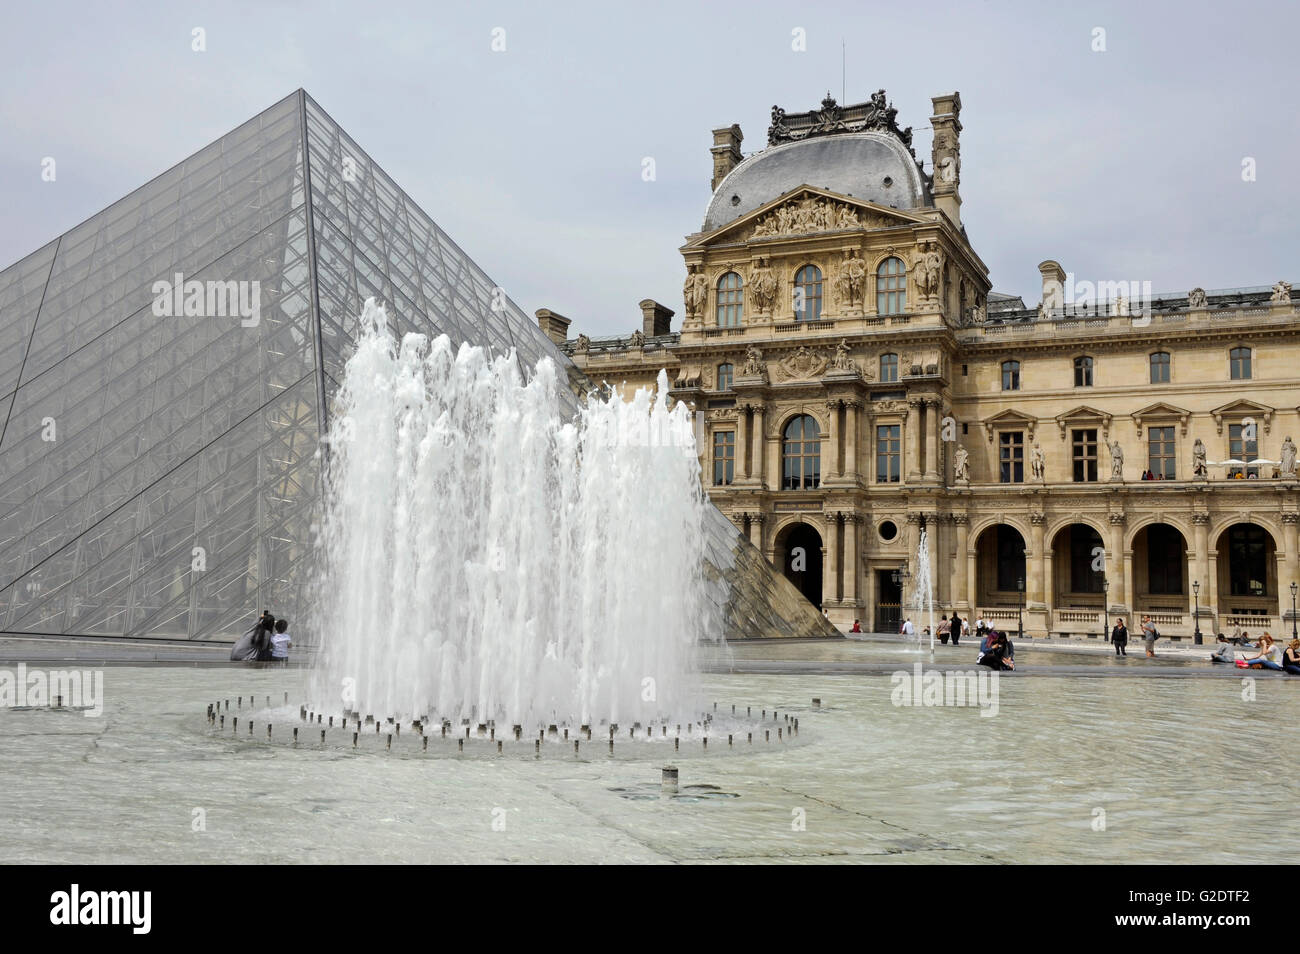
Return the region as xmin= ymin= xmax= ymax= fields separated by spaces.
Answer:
xmin=901 ymin=618 xmax=915 ymax=637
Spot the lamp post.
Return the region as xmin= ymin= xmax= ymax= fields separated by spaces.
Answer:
xmin=1192 ymin=580 xmax=1202 ymax=645
xmin=1291 ymin=581 xmax=1298 ymax=641
xmin=1017 ymin=576 xmax=1025 ymax=639
xmin=1101 ymin=578 xmax=1109 ymax=641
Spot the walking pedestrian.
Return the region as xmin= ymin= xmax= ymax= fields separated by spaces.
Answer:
xmin=1140 ymin=614 xmax=1159 ymax=657
xmin=1111 ymin=617 xmax=1129 ymax=656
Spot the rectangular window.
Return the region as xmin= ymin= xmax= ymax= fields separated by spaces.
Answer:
xmin=1001 ymin=361 xmax=1020 ymax=391
xmin=1150 ymin=352 xmax=1170 ymax=383
xmin=1148 ymin=426 xmax=1175 ymax=479
xmin=1228 ymin=423 xmax=1259 ymax=478
xmin=1072 ymin=428 xmax=1098 ymax=482
xmin=1230 ymin=348 xmax=1252 ymax=380
xmin=712 ymin=431 xmax=734 ymax=486
xmin=999 ymin=431 xmax=1024 ymax=483
xmin=876 ymin=424 xmax=901 ymax=483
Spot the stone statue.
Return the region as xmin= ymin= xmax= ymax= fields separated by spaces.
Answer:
xmin=628 ymin=329 xmax=645 ymax=349
xmin=742 ymin=344 xmax=765 ymax=377
xmin=1272 ymin=280 xmax=1293 ymax=305
xmin=953 ymin=446 xmax=970 ymax=483
xmin=573 ymin=333 xmax=590 ymax=355
xmin=1282 ymin=435 xmax=1297 ymax=477
xmin=683 ymin=267 xmax=708 ymax=316
xmin=833 ymin=261 xmax=852 ymax=306
xmin=829 ymin=338 xmax=855 ymax=372
xmin=1187 ymin=287 xmax=1207 ymax=308
xmin=1109 ymin=439 xmax=1124 ymax=478
xmin=971 ymin=300 xmax=987 ymax=325
xmin=1030 ymin=443 xmax=1045 ymax=480
xmin=749 ymin=259 xmax=779 ymax=312
xmin=1192 ymin=438 xmax=1208 ymax=477
xmin=845 ymin=250 xmax=867 ymax=303
xmin=916 ymin=242 xmax=943 ymax=300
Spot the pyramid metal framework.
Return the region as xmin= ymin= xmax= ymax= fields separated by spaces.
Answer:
xmin=0 ymin=90 xmax=833 ymax=641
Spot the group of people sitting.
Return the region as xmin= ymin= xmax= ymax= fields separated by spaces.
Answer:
xmin=229 ymin=610 xmax=292 ymax=663
xmin=975 ymin=622 xmax=1015 ymax=670
xmin=1210 ymin=632 xmax=1300 ymax=673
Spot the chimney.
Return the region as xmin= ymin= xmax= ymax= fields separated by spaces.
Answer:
xmin=1038 ymin=261 xmax=1066 ymax=314
xmin=929 ymin=92 xmax=962 ymax=227
xmin=639 ymin=299 xmax=674 ymax=337
xmin=535 ymin=308 xmax=571 ymax=346
xmin=710 ymin=124 xmax=743 ymax=192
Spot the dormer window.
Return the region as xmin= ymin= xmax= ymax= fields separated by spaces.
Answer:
xmin=794 ymin=265 xmax=823 ymax=321
xmin=716 ymin=272 xmax=743 ymax=327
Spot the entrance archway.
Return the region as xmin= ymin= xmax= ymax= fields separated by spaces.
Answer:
xmin=974 ymin=524 xmax=1027 ymax=609
xmin=775 ymin=522 xmax=824 ymax=609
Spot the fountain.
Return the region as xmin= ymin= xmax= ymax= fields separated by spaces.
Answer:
xmin=308 ymin=300 xmax=717 ymax=731
xmin=913 ymin=527 xmax=935 ymax=651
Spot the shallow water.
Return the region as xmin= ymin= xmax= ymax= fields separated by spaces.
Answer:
xmin=0 ymin=655 xmax=1295 ymax=864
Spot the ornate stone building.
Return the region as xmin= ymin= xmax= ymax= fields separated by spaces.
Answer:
xmin=542 ymin=91 xmax=1300 ymax=639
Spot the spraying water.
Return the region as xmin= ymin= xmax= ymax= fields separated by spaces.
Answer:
xmin=914 ymin=527 xmax=935 ymax=651
xmin=310 ymin=300 xmax=716 ymax=728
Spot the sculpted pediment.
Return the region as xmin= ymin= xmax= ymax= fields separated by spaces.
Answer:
xmin=686 ymin=186 xmax=924 ymax=248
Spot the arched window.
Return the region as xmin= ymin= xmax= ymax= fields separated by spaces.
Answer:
xmin=794 ymin=265 xmax=823 ymax=321
xmin=1150 ymin=351 xmax=1170 ymax=383
xmin=1230 ymin=346 xmax=1252 ymax=380
xmin=717 ymin=362 xmax=734 ymax=391
xmin=880 ymin=352 xmax=899 ymax=383
xmin=782 ymin=415 xmax=821 ymax=490
xmin=716 ymin=272 xmax=743 ymax=327
xmin=876 ymin=256 xmax=907 ymax=315
xmin=1073 ymin=355 xmax=1094 ymax=387
xmin=1001 ymin=360 xmax=1020 ymax=391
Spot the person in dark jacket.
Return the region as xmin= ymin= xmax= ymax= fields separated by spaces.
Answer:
xmin=1111 ymin=617 xmax=1129 ymax=656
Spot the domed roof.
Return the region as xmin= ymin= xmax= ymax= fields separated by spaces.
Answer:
xmin=704 ymin=131 xmax=930 ymax=233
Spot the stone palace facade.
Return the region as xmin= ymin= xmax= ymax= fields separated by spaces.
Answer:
xmin=537 ymin=91 xmax=1300 ymax=639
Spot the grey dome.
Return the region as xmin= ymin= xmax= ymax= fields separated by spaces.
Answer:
xmin=704 ymin=131 xmax=930 ymax=233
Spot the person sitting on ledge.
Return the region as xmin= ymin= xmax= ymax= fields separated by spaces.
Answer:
xmin=850 ymin=619 xmax=862 ymax=633
xmin=978 ymin=630 xmax=1015 ymax=671
xmin=1209 ymin=634 xmax=1237 ymax=664
xmin=1238 ymin=633 xmax=1284 ymax=670
xmin=1283 ymin=639 xmax=1300 ymax=675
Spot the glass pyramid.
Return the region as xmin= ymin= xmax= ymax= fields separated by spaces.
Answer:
xmin=0 ymin=90 xmax=831 ymax=642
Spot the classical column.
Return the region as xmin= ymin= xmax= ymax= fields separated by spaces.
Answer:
xmin=751 ymin=404 xmax=766 ymax=487
xmin=736 ymin=405 xmax=750 ymax=481
xmin=845 ymin=514 xmax=860 ymax=607
xmin=829 ymin=513 xmax=843 ymax=602
xmin=1108 ymin=513 xmax=1127 ymax=610
xmin=1028 ymin=512 xmax=1046 ymax=609
xmin=953 ymin=513 xmax=970 ymax=609
xmin=1207 ymin=548 xmax=1220 ymax=623
xmin=845 ymin=401 xmax=860 ymax=482
xmin=1282 ymin=512 xmax=1299 ymax=596
xmin=1191 ymin=513 xmax=1210 ymax=622
xmin=924 ymin=398 xmax=941 ymax=482
xmin=826 ymin=400 xmax=843 ymax=478
xmin=1123 ymin=547 xmax=1135 ymax=620
xmin=905 ymin=399 xmax=923 ymax=482
xmin=749 ymin=512 xmax=765 ymax=551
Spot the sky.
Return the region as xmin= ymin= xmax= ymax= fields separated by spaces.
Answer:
xmin=1 ymin=0 xmax=1298 ymax=338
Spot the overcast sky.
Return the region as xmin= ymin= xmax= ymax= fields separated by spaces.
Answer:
xmin=2 ymin=0 xmax=1297 ymax=338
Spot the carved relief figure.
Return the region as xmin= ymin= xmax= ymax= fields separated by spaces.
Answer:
xmin=953 ymin=446 xmax=970 ymax=482
xmin=742 ymin=344 xmax=765 ymax=377
xmin=1030 ymin=443 xmax=1045 ymax=480
xmin=1192 ymin=438 xmax=1208 ymax=477
xmin=829 ymin=339 xmax=855 ymax=372
xmin=628 ymin=329 xmax=645 ymax=349
xmin=1187 ymin=287 xmax=1208 ymax=308
xmin=751 ymin=196 xmax=860 ymax=238
xmin=776 ymin=346 xmax=829 ymax=381
xmin=749 ymin=259 xmax=779 ymax=313
xmin=1109 ymin=439 xmax=1124 ymax=478
xmin=916 ymin=242 xmax=943 ymax=300
xmin=683 ymin=266 xmax=709 ymax=316
xmin=844 ymin=250 xmax=867 ymax=304
xmin=573 ymin=334 xmax=590 ymax=354
xmin=1282 ymin=435 xmax=1297 ymax=477
xmin=1272 ymin=280 xmax=1293 ymax=304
